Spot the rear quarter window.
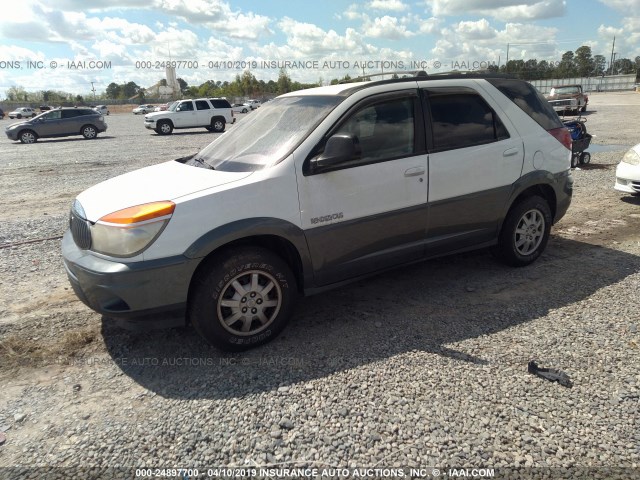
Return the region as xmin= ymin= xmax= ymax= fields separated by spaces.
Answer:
xmin=210 ymin=99 xmax=231 ymax=108
xmin=487 ymin=78 xmax=562 ymax=131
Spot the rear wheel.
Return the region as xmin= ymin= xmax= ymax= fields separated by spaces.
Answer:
xmin=81 ymin=125 xmax=97 ymax=139
xmin=16 ymin=114 xmax=22 ymax=119
xmin=189 ymin=247 xmax=297 ymax=351
xmin=493 ymin=196 xmax=552 ymax=267
xmin=19 ymin=130 xmax=37 ymax=144
xmin=156 ymin=120 xmax=173 ymax=135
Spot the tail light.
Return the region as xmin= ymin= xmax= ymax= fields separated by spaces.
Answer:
xmin=548 ymin=127 xmax=572 ymax=150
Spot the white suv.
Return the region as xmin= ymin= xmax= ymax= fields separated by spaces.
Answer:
xmin=62 ymin=73 xmax=572 ymax=350
xmin=143 ymin=98 xmax=234 ymax=135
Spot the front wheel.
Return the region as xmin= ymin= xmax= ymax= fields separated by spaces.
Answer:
xmin=493 ymin=196 xmax=552 ymax=267
xmin=189 ymin=247 xmax=297 ymax=351
xmin=570 ymin=154 xmax=578 ymax=168
xmin=19 ymin=130 xmax=37 ymax=144
xmin=156 ymin=120 xmax=173 ymax=135
xmin=16 ymin=114 xmax=22 ymax=119
xmin=579 ymin=152 xmax=591 ymax=165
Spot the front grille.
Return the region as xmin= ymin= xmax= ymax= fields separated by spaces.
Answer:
xmin=70 ymin=201 xmax=91 ymax=249
xmin=551 ymin=100 xmax=573 ymax=107
xmin=632 ymin=181 xmax=640 ymax=193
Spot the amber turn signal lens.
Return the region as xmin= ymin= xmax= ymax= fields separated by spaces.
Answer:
xmin=99 ymin=201 xmax=175 ymax=225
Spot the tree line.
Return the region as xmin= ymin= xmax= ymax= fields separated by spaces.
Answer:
xmin=492 ymin=46 xmax=640 ymax=80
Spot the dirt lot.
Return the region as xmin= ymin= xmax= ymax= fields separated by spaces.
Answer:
xmin=0 ymin=93 xmax=639 ymax=476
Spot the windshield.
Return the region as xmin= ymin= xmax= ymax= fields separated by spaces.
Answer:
xmin=195 ymin=95 xmax=344 ymax=172
xmin=550 ymin=86 xmax=580 ymax=95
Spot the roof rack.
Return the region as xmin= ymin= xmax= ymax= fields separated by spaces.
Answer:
xmin=339 ymin=70 xmax=428 ymax=84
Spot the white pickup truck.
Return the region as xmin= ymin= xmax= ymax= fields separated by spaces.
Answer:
xmin=144 ymin=98 xmax=234 ymax=135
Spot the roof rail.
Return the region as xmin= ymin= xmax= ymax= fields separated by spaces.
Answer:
xmin=339 ymin=70 xmax=428 ymax=84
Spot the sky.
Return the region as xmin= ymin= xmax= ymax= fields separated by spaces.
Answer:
xmin=0 ymin=0 xmax=638 ymax=96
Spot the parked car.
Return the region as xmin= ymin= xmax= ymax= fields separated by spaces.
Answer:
xmin=5 ymin=107 xmax=107 ymax=143
xmin=231 ymin=103 xmax=251 ymax=114
xmin=94 ymin=105 xmax=110 ymax=115
xmin=62 ymin=73 xmax=572 ymax=351
xmin=614 ymin=143 xmax=640 ymax=195
xmin=143 ymin=98 xmax=234 ymax=135
xmin=133 ymin=104 xmax=155 ymax=115
xmin=0 ymin=108 xmax=4 ymax=120
xmin=246 ymin=99 xmax=261 ymax=109
xmin=153 ymin=103 xmax=170 ymax=112
xmin=39 ymin=105 xmax=52 ymax=112
xmin=8 ymin=107 xmax=37 ymax=119
xmin=545 ymin=85 xmax=588 ymax=114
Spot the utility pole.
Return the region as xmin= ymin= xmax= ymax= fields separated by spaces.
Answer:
xmin=506 ymin=43 xmax=510 ymax=72
xmin=90 ymin=82 xmax=96 ymax=101
xmin=609 ymin=36 xmax=616 ymax=76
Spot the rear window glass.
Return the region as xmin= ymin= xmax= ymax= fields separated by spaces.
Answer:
xmin=427 ymin=89 xmax=510 ymax=152
xmin=487 ymin=78 xmax=562 ymax=130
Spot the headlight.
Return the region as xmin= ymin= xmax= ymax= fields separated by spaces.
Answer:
xmin=90 ymin=201 xmax=175 ymax=257
xmin=621 ymin=149 xmax=640 ymax=166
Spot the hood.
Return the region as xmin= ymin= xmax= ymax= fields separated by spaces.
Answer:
xmin=144 ymin=111 xmax=166 ymax=119
xmin=76 ymin=159 xmax=252 ymax=221
xmin=6 ymin=119 xmax=34 ymax=129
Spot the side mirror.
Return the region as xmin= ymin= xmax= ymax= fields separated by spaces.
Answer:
xmin=311 ymin=134 xmax=359 ymax=171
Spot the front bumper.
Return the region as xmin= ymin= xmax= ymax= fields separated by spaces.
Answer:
xmin=144 ymin=120 xmax=155 ymax=130
xmin=614 ymin=161 xmax=640 ymax=194
xmin=5 ymin=128 xmax=20 ymax=141
xmin=62 ymin=230 xmax=200 ymax=325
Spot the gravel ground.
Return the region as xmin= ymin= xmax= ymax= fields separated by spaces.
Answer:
xmin=0 ymin=94 xmax=639 ymax=479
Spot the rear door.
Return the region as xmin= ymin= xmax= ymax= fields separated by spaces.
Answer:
xmin=195 ymin=100 xmax=212 ymax=126
xmin=420 ymin=84 xmax=524 ymax=255
xmin=297 ymin=90 xmax=429 ymax=286
xmin=60 ymin=109 xmax=84 ymax=135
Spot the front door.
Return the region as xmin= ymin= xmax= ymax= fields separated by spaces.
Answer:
xmin=36 ymin=110 xmax=63 ymax=137
xmin=174 ymin=100 xmax=197 ymax=127
xmin=297 ymin=91 xmax=429 ymax=286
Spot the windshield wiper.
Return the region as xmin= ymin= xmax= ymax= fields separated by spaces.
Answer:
xmin=189 ymin=156 xmax=215 ymax=170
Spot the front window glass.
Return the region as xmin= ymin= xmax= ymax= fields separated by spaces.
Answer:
xmin=45 ymin=110 xmax=62 ymax=120
xmin=334 ymin=97 xmax=415 ymax=164
xmin=194 ymin=95 xmax=343 ymax=172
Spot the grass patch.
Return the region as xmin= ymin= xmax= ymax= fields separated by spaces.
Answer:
xmin=0 ymin=324 xmax=101 ymax=370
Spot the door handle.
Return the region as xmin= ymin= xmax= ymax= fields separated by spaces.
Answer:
xmin=503 ymin=147 xmax=519 ymax=157
xmin=404 ymin=167 xmax=425 ymax=177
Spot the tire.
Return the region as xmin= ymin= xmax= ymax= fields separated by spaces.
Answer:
xmin=242 ymin=108 xmax=248 ymax=113
xmin=493 ymin=195 xmax=552 ymax=267
xmin=156 ymin=120 xmax=173 ymax=135
xmin=19 ymin=130 xmax=37 ymax=144
xmin=189 ymin=247 xmax=297 ymax=351
xmin=81 ymin=125 xmax=97 ymax=139
xmin=570 ymin=154 xmax=578 ymax=168
xmin=211 ymin=118 xmax=225 ymax=133
xmin=579 ymin=152 xmax=591 ymax=165
xmin=16 ymin=114 xmax=22 ymax=119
